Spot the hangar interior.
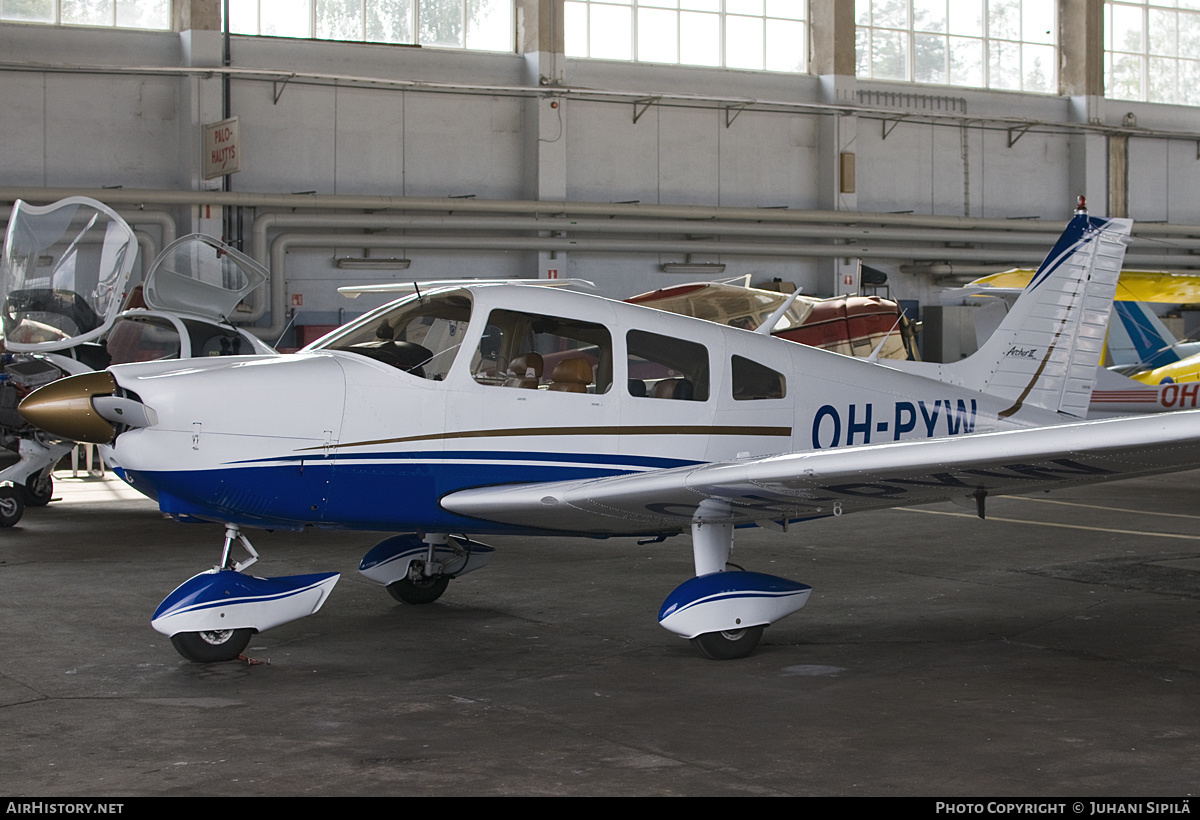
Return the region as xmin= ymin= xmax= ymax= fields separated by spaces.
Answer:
xmin=8 ymin=4 xmax=1200 ymax=796
xmin=3 ymin=0 xmax=1200 ymax=356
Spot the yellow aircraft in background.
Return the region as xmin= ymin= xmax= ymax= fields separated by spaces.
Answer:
xmin=967 ymin=268 xmax=1200 ymax=386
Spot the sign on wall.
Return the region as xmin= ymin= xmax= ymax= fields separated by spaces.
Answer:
xmin=203 ymin=117 xmax=241 ymax=180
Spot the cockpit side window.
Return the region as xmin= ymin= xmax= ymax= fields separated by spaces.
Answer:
xmin=321 ymin=291 xmax=472 ymax=381
xmin=627 ymin=329 xmax=710 ymax=401
xmin=731 ymin=355 xmax=786 ymax=400
xmin=473 ymin=309 xmax=612 ymax=395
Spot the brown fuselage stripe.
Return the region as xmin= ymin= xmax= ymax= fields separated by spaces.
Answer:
xmin=297 ymin=425 xmax=793 ymax=452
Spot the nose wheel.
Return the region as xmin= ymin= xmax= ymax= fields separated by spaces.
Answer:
xmin=170 ymin=628 xmax=253 ymax=663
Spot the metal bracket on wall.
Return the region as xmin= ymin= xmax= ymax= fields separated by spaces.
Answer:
xmin=725 ymin=103 xmax=750 ymax=128
xmin=273 ymin=74 xmax=296 ymax=105
xmin=633 ymin=97 xmax=661 ymax=124
xmin=1007 ymin=123 xmax=1034 ymax=148
xmin=881 ymin=116 xmax=908 ymax=140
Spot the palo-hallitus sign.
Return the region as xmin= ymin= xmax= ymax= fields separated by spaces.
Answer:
xmin=203 ymin=116 xmax=241 ymax=180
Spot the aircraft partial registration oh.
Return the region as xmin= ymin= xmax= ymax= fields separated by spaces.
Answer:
xmin=19 ymin=204 xmax=1200 ymax=663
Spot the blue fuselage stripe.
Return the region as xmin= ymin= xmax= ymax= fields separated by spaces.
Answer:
xmin=123 ymin=453 xmax=697 ymax=534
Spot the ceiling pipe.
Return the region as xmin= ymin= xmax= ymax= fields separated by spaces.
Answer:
xmin=0 ymin=186 xmax=1102 ymax=231
xmin=267 ymin=233 xmax=1195 ymax=272
xmin=247 ymin=212 xmax=1117 ymax=252
xmin=9 ymin=186 xmax=1200 ymax=241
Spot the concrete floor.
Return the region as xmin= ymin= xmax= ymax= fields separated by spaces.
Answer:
xmin=2 ymin=469 xmax=1200 ymax=796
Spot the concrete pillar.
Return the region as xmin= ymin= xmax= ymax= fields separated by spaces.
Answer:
xmin=174 ymin=0 xmax=221 ymax=32
xmin=177 ymin=0 xmax=224 ymax=236
xmin=812 ymin=0 xmax=860 ymax=296
xmin=810 ymin=0 xmax=857 ymax=81
xmin=518 ymin=0 xmax=568 ymax=279
xmin=1059 ymin=0 xmax=1103 ymax=98
xmin=1061 ymin=0 xmax=1110 ymax=216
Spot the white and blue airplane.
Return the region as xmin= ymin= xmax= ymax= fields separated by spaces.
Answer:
xmin=19 ymin=204 xmax=1200 ymax=663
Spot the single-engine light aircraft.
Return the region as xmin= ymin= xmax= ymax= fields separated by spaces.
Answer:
xmin=19 ymin=204 xmax=1200 ymax=663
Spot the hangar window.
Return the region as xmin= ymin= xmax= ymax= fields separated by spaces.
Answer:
xmin=1 ymin=0 xmax=170 ymax=29
xmin=855 ymin=0 xmax=1057 ymax=93
xmin=226 ymin=0 xmax=514 ymax=51
xmin=564 ymin=1 xmax=807 ymax=73
xmin=473 ymin=309 xmax=613 ymax=394
xmin=1105 ymin=1 xmax=1200 ymax=105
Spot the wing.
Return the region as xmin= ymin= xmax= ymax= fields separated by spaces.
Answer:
xmin=441 ymin=411 xmax=1200 ymax=535
xmin=966 ymin=269 xmax=1200 ymax=305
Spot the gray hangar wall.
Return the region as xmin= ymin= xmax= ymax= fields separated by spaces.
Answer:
xmin=2 ymin=19 xmax=1200 ymax=332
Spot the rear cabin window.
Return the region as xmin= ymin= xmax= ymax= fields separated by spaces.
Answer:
xmin=731 ymin=355 xmax=786 ymax=400
xmin=627 ymin=329 xmax=709 ymax=401
xmin=473 ymin=309 xmax=612 ymax=394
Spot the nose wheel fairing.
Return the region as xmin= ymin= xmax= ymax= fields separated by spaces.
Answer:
xmin=151 ymin=568 xmax=340 ymax=640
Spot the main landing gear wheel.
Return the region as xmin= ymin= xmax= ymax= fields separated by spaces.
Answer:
xmin=0 ymin=486 xmax=24 ymax=527
xmin=170 ymin=628 xmax=253 ymax=663
xmin=387 ymin=574 xmax=449 ymax=605
xmin=690 ymin=625 xmax=764 ymax=661
xmin=23 ymin=474 xmax=52 ymax=507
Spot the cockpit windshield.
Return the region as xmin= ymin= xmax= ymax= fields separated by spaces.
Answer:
xmin=311 ymin=290 xmax=472 ymax=381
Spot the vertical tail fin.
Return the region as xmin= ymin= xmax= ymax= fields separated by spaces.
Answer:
xmin=1110 ymin=301 xmax=1182 ymax=369
xmin=949 ymin=210 xmax=1133 ymax=418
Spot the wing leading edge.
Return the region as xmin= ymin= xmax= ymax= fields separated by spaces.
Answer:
xmin=441 ymin=411 xmax=1200 ymax=534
